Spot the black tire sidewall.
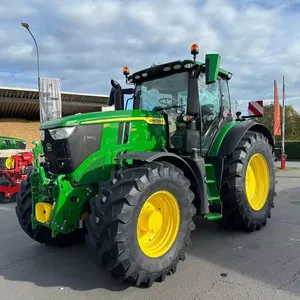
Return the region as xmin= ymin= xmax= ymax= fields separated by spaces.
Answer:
xmin=128 ymin=176 xmax=191 ymax=274
xmin=240 ymin=135 xmax=275 ymax=221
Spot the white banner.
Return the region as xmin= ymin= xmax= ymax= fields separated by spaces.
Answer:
xmin=39 ymin=78 xmax=62 ymax=124
xmin=0 ymin=149 xmax=32 ymax=158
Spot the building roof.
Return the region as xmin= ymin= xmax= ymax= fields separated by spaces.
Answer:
xmin=0 ymin=86 xmax=110 ymax=120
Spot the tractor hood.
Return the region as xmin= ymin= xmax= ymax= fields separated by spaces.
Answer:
xmin=40 ymin=109 xmax=165 ymax=130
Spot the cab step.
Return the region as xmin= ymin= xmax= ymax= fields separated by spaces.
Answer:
xmin=205 ymin=212 xmax=223 ymax=221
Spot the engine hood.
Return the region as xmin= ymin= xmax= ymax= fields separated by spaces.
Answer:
xmin=40 ymin=109 xmax=165 ymax=130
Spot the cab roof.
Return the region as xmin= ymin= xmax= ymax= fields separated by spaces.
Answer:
xmin=128 ymin=59 xmax=231 ymax=84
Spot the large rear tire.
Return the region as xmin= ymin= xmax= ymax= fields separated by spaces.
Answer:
xmin=15 ymin=170 xmax=86 ymax=247
xmin=85 ymin=161 xmax=196 ymax=287
xmin=218 ymin=131 xmax=276 ymax=231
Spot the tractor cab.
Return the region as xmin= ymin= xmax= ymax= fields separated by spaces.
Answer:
xmin=109 ymin=44 xmax=233 ymax=156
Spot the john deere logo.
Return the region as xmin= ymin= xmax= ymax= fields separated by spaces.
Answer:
xmin=46 ymin=143 xmax=52 ymax=152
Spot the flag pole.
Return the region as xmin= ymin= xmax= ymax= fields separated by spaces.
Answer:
xmin=281 ymin=76 xmax=286 ymax=169
xmin=273 ymin=80 xmax=276 ymax=144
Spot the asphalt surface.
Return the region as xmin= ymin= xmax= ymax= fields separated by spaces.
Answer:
xmin=0 ymin=167 xmax=299 ymax=300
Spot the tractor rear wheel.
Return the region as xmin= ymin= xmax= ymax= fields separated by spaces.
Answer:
xmin=219 ymin=131 xmax=276 ymax=231
xmin=85 ymin=161 xmax=196 ymax=287
xmin=15 ymin=169 xmax=86 ymax=247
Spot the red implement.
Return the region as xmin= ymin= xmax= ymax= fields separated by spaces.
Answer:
xmin=0 ymin=151 xmax=33 ymax=203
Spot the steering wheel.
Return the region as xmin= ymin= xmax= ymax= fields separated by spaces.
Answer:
xmin=201 ymin=104 xmax=217 ymax=123
xmin=159 ymin=97 xmax=178 ymax=107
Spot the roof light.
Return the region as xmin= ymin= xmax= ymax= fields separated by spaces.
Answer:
xmin=191 ymin=44 xmax=199 ymax=56
xmin=163 ymin=66 xmax=171 ymax=71
xmin=142 ymin=72 xmax=148 ymax=77
xmin=173 ymin=64 xmax=182 ymax=70
xmin=184 ymin=63 xmax=194 ymax=69
xmin=123 ymin=66 xmax=130 ymax=76
xmin=135 ymin=75 xmax=141 ymax=80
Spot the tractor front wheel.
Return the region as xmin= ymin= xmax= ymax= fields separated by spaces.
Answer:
xmin=85 ymin=161 xmax=196 ymax=287
xmin=15 ymin=170 xmax=86 ymax=247
xmin=219 ymin=131 xmax=276 ymax=231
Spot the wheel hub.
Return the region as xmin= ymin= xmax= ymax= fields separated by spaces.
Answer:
xmin=138 ymin=204 xmax=163 ymax=233
xmin=245 ymin=153 xmax=270 ymax=211
xmin=137 ymin=190 xmax=180 ymax=258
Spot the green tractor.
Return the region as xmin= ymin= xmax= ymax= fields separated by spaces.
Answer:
xmin=15 ymin=44 xmax=276 ymax=287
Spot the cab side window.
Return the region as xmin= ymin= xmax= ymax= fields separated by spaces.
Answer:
xmin=197 ymin=74 xmax=222 ymax=152
xmin=198 ymin=73 xmax=221 ymax=121
xmin=220 ymin=79 xmax=231 ymax=117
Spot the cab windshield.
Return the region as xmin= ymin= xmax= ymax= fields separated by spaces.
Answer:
xmin=135 ymin=72 xmax=188 ymax=113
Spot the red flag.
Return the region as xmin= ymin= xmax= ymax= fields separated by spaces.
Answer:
xmin=274 ymin=80 xmax=281 ymax=136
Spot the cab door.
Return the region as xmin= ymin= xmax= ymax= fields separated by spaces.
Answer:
xmin=198 ymin=73 xmax=222 ymax=154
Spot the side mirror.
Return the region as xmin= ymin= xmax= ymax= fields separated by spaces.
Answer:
xmin=109 ymin=80 xmax=123 ymax=110
xmin=205 ymin=54 xmax=220 ymax=84
xmin=187 ymin=76 xmax=200 ymax=117
xmin=108 ymin=87 xmax=115 ymax=106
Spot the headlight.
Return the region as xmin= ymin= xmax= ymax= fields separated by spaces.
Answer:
xmin=49 ymin=126 xmax=76 ymax=140
xmin=40 ymin=130 xmax=45 ymax=141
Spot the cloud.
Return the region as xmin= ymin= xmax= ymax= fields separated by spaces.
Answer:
xmin=0 ymin=0 xmax=299 ymax=113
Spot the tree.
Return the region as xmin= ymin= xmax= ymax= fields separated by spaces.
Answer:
xmin=256 ymin=104 xmax=300 ymax=140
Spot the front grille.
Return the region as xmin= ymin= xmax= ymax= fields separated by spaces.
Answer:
xmin=42 ymin=124 xmax=103 ymax=174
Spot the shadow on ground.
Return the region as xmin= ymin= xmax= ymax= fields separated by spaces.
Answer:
xmin=0 ymin=240 xmax=131 ymax=292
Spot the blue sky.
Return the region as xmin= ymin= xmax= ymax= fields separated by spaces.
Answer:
xmin=0 ymin=0 xmax=299 ymax=113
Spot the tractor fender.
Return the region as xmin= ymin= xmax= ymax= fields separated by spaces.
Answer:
xmin=217 ymin=121 xmax=274 ymax=158
xmin=118 ymin=151 xmax=208 ymax=214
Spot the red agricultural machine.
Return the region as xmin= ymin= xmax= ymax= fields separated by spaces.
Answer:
xmin=0 ymin=152 xmax=33 ymax=203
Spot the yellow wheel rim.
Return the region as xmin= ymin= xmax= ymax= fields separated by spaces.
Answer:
xmin=245 ymin=153 xmax=270 ymax=211
xmin=5 ymin=157 xmax=14 ymax=169
xmin=137 ymin=191 xmax=180 ymax=258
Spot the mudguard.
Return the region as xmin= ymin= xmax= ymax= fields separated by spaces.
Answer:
xmin=118 ymin=151 xmax=209 ymax=214
xmin=217 ymin=121 xmax=274 ymax=158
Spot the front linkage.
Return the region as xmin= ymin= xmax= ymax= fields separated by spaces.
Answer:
xmin=30 ymin=141 xmax=93 ymax=238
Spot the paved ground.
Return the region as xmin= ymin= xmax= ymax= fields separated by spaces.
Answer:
xmin=0 ymin=168 xmax=299 ymax=300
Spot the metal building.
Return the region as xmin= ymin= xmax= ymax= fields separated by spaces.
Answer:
xmin=0 ymin=86 xmax=113 ymax=120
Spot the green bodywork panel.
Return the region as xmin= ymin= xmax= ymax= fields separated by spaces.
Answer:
xmin=208 ymin=121 xmax=242 ymax=157
xmin=32 ymin=110 xmax=167 ymax=237
xmin=40 ymin=109 xmax=164 ymax=129
xmin=0 ymin=136 xmax=26 ymax=150
xmin=203 ymin=121 xmax=243 ymax=220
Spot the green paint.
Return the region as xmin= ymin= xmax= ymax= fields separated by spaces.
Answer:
xmin=31 ymin=111 xmax=167 ymax=237
xmin=32 ymin=141 xmax=50 ymax=185
xmin=0 ymin=136 xmax=26 ymax=150
xmin=40 ymin=109 xmax=164 ymax=130
xmin=205 ymin=163 xmax=221 ymax=204
xmin=205 ymin=54 xmax=221 ymax=84
xmin=30 ymin=171 xmax=51 ymax=229
xmin=205 ymin=213 xmax=223 ymax=221
xmin=208 ymin=121 xmax=242 ymax=157
xmin=31 ymin=170 xmax=95 ymax=237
